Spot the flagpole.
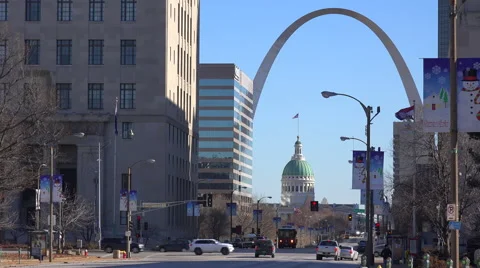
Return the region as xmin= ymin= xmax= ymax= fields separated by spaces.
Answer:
xmin=113 ymin=97 xmax=118 ymax=227
xmin=297 ymin=114 xmax=300 ymax=137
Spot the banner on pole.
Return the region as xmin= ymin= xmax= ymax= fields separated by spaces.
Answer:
xmin=360 ymin=189 xmax=385 ymax=205
xmin=253 ymin=209 xmax=263 ymax=222
xmin=352 ymin=151 xmax=384 ymax=190
xmin=119 ymin=190 xmax=137 ymax=211
xmin=423 ymin=58 xmax=480 ymax=132
xmin=40 ymin=175 xmax=63 ymax=203
xmin=187 ymin=202 xmax=194 ymax=216
xmin=226 ymin=203 xmax=237 ymax=216
xmin=129 ymin=190 xmax=137 ymax=211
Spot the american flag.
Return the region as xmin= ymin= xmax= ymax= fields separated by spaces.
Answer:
xmin=293 ymin=207 xmax=302 ymax=214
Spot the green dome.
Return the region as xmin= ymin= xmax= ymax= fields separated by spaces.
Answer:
xmin=282 ymin=159 xmax=315 ymax=177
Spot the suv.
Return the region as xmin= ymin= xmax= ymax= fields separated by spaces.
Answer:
xmin=101 ymin=238 xmax=144 ymax=253
xmin=255 ymin=239 xmax=275 ymax=258
xmin=189 ymin=239 xmax=234 ymax=255
xmin=155 ymin=239 xmax=191 ymax=252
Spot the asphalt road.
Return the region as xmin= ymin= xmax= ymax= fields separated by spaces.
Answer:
xmin=41 ymin=250 xmax=366 ymax=267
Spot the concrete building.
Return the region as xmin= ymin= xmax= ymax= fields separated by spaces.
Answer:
xmin=3 ymin=0 xmax=200 ymax=240
xmin=438 ymin=0 xmax=480 ymax=57
xmin=197 ymin=63 xmax=254 ymax=205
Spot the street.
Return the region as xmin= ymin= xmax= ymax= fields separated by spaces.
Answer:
xmin=37 ymin=249 xmax=364 ymax=267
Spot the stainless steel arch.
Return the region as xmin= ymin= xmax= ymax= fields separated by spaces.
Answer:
xmin=252 ymin=8 xmax=421 ymax=114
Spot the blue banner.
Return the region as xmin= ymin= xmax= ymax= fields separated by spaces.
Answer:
xmin=187 ymin=202 xmax=194 ymax=216
xmin=253 ymin=209 xmax=263 ymax=221
xmin=360 ymin=189 xmax=385 ymax=205
xmin=226 ymin=202 xmax=237 ymax=216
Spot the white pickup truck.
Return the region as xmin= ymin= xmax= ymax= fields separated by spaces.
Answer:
xmin=316 ymin=240 xmax=340 ymax=260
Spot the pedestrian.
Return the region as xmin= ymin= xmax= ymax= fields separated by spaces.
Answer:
xmin=380 ymin=244 xmax=392 ymax=267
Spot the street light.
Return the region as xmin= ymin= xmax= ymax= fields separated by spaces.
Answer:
xmin=230 ymin=185 xmax=247 ymax=242
xmin=340 ymin=136 xmax=367 ymax=146
xmin=48 ymin=132 xmax=84 ymax=262
xmin=126 ymin=158 xmax=155 ymax=258
xmin=256 ymin=196 xmax=272 ymax=235
xmin=322 ymin=91 xmax=380 ymax=266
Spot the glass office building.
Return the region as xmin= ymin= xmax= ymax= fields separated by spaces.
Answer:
xmin=198 ymin=64 xmax=254 ymax=203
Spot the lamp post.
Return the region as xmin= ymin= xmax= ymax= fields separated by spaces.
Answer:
xmin=126 ymin=158 xmax=155 ymax=258
xmin=323 ymin=91 xmax=380 ymax=266
xmin=36 ymin=164 xmax=47 ymax=230
xmin=230 ymin=185 xmax=246 ymax=242
xmin=256 ymin=196 xmax=272 ymax=235
xmin=48 ymin=132 xmax=84 ymax=262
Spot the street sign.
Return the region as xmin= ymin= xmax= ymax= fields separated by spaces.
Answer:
xmin=354 ymin=209 xmax=365 ymax=213
xmin=448 ymin=221 xmax=461 ymax=230
xmin=142 ymin=202 xmax=167 ymax=208
xmin=446 ymin=204 xmax=456 ymax=221
xmin=125 ymin=231 xmax=131 ymax=237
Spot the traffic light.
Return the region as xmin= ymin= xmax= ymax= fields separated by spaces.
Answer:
xmin=375 ymin=222 xmax=380 ymax=236
xmin=136 ymin=215 xmax=141 ymax=231
xmin=207 ymin=194 xmax=213 ymax=207
xmin=199 ymin=194 xmax=207 ymax=206
xmin=348 ymin=214 xmax=353 ymax=221
xmin=136 ymin=233 xmax=140 ymax=238
xmin=144 ymin=222 xmax=149 ymax=231
xmin=310 ymin=201 xmax=319 ymax=211
xmin=128 ymin=220 xmax=134 ymax=232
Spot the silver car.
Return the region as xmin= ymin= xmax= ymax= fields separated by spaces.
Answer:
xmin=339 ymin=245 xmax=359 ymax=261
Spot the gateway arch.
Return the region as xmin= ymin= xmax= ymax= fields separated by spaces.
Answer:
xmin=252 ymin=8 xmax=421 ymax=114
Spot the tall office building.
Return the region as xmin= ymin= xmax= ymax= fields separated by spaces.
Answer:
xmin=4 ymin=0 xmax=199 ymax=239
xmin=197 ymin=64 xmax=254 ymax=204
xmin=438 ymin=0 xmax=480 ymax=57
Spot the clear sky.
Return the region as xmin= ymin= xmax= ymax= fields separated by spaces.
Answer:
xmin=199 ymin=0 xmax=438 ymax=205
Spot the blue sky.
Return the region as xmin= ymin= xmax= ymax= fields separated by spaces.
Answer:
xmin=199 ymin=0 xmax=438 ymax=204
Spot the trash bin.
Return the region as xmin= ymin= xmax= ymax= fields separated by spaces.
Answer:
xmin=113 ymin=250 xmax=121 ymax=259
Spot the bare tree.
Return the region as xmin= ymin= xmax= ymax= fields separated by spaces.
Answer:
xmin=0 ymin=27 xmax=60 ymax=228
xmin=198 ymin=195 xmax=230 ymax=239
xmin=391 ymin=124 xmax=480 ymax=255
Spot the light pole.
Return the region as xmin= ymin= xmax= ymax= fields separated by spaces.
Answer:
xmin=230 ymin=185 xmax=246 ymax=242
xmin=126 ymin=158 xmax=155 ymax=258
xmin=36 ymin=163 xmax=47 ymax=230
xmin=256 ymin=196 xmax=272 ymax=235
xmin=96 ymin=141 xmax=102 ymax=250
xmin=322 ymin=91 xmax=380 ymax=266
xmin=48 ymin=132 xmax=84 ymax=262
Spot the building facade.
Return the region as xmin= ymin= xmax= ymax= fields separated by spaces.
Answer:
xmin=3 ymin=0 xmax=199 ymax=239
xmin=281 ymin=136 xmax=315 ymax=207
xmin=438 ymin=0 xmax=480 ymax=57
xmin=197 ymin=63 xmax=254 ymax=204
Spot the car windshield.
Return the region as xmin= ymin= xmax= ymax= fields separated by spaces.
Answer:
xmin=278 ymin=230 xmax=295 ymax=238
xmin=320 ymin=241 xmax=337 ymax=246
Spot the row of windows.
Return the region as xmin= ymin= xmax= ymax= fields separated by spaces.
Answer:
xmin=199 ymin=89 xmax=234 ymax=97
xmin=54 ymin=83 xmax=135 ymax=110
xmin=199 ymin=130 xmax=234 ymax=138
xmin=199 ymin=120 xmax=234 ymax=128
xmin=198 ymin=161 xmax=252 ymax=175
xmin=23 ymin=39 xmax=136 ymax=66
xmin=1 ymin=0 xmax=137 ymax=22
xmin=199 ymin=141 xmax=233 ymax=149
xmin=198 ymin=151 xmax=253 ymax=163
xmin=283 ymin=185 xmax=314 ymax=193
xmin=198 ymin=109 xmax=234 ymax=117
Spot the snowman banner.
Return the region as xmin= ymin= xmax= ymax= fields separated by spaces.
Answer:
xmin=351 ymin=150 xmax=384 ymax=190
xmin=39 ymin=174 xmax=63 ymax=203
xmin=423 ymin=58 xmax=480 ymax=132
xmin=360 ymin=189 xmax=385 ymax=205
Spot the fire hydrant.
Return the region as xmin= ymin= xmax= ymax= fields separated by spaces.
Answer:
xmin=122 ymin=251 xmax=126 ymax=259
xmin=84 ymin=249 xmax=88 ymax=256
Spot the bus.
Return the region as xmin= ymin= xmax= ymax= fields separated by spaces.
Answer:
xmin=277 ymin=226 xmax=297 ymax=248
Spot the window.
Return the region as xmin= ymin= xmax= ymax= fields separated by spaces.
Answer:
xmin=199 ymin=99 xmax=234 ymax=107
xmin=120 ymin=211 xmax=127 ymax=225
xmin=122 ymin=122 xmax=133 ymax=139
xmin=25 ymin=39 xmax=40 ymax=65
xmin=88 ymin=40 xmax=103 ymax=65
xmin=121 ymin=173 xmax=130 ymax=190
xmin=56 ymin=40 xmax=72 ymax=65
xmin=120 ymin=83 xmax=135 ymax=109
xmin=121 ymin=0 xmax=136 ymax=21
xmin=0 ymin=1 xmax=8 ymax=21
xmin=87 ymin=83 xmax=103 ymax=109
xmin=198 ymin=141 xmax=234 ymax=149
xmin=25 ymin=0 xmax=41 ymax=21
xmin=89 ymin=0 xmax=104 ymax=21
xmin=199 ymin=120 xmax=233 ymax=128
xmin=57 ymin=0 xmax=72 ymax=21
xmin=56 ymin=83 xmax=71 ymax=109
xmin=199 ymin=110 xmax=234 ymax=117
xmin=120 ymin=40 xmax=136 ymax=65
xmin=0 ymin=40 xmax=6 ymax=64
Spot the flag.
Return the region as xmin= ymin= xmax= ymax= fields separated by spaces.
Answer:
xmin=114 ymin=97 xmax=118 ymax=136
xmin=395 ymin=105 xmax=415 ymax=120
xmin=292 ymin=113 xmax=299 ymax=119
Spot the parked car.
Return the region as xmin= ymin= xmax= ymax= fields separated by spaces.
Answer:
xmin=101 ymin=238 xmax=144 ymax=253
xmin=189 ymin=239 xmax=234 ymax=255
xmin=339 ymin=245 xmax=359 ymax=260
xmin=357 ymin=240 xmax=367 ymax=253
xmin=316 ymin=240 xmax=340 ymax=260
xmin=155 ymin=239 xmax=191 ymax=252
xmin=254 ymin=239 xmax=275 ymax=258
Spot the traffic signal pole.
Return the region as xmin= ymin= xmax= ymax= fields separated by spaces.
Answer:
xmin=126 ymin=167 xmax=132 ymax=258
